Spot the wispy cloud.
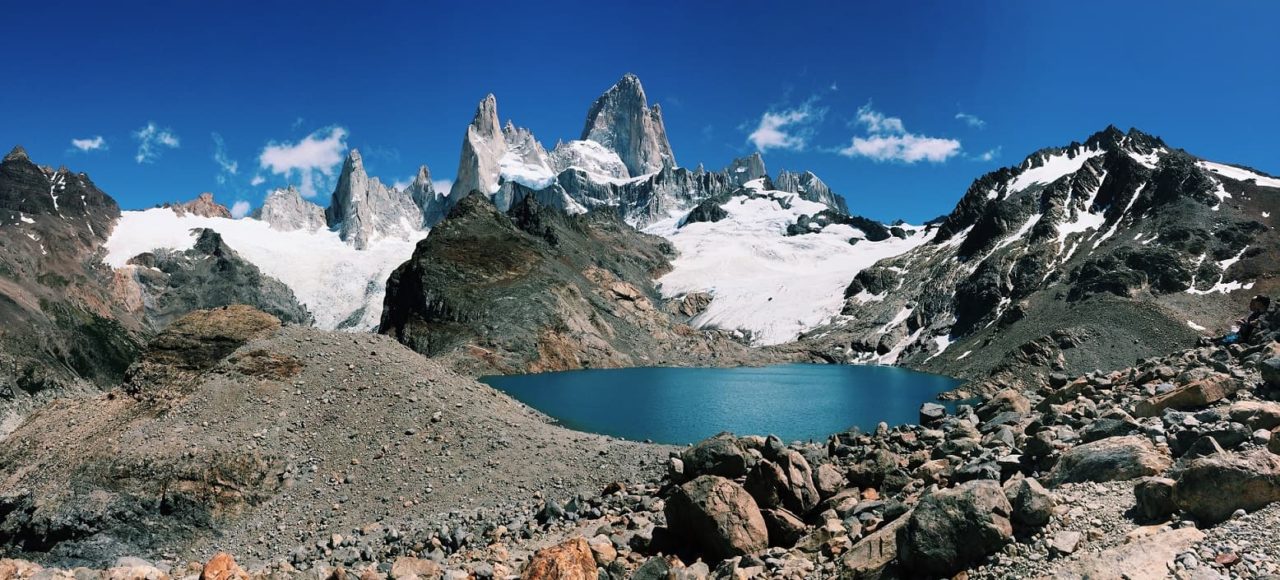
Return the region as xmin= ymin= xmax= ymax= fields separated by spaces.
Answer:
xmin=258 ymin=126 xmax=348 ymax=198
xmin=250 ymin=174 xmax=265 ymax=186
xmin=839 ymin=103 xmax=961 ymax=164
xmin=133 ymin=122 xmax=180 ymax=163
xmin=230 ymin=200 xmax=251 ymax=219
xmin=433 ymin=179 xmax=453 ymax=194
xmin=70 ymin=136 xmax=107 ymax=152
xmin=211 ymin=132 xmax=238 ymax=185
xmin=974 ymin=146 xmax=1001 ymax=162
xmin=747 ymin=100 xmax=825 ymax=152
xmin=956 ymin=112 xmax=986 ymax=129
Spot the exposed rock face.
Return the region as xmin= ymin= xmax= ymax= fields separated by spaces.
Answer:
xmin=254 ymin=186 xmax=326 ymax=232
xmin=664 ymin=475 xmax=768 ymax=562
xmin=726 ymin=152 xmax=768 ymax=186
xmin=449 ymin=94 xmax=506 ymax=200
xmin=580 ymin=73 xmax=676 ymax=176
xmin=774 ymin=169 xmax=848 ymax=214
xmin=439 ymin=78 xmax=848 ymax=228
xmin=117 ymin=228 xmax=312 ymax=328
xmin=378 ymin=192 xmax=768 ymax=374
xmin=325 ymin=149 xmax=425 ymax=249
xmin=0 ymin=146 xmax=142 ymax=397
xmin=173 ymin=192 xmax=231 ymax=218
xmin=798 ymin=126 xmax=1279 ymax=391
xmin=405 ymin=165 xmax=451 ymax=229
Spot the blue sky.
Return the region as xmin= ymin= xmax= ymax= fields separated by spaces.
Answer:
xmin=1 ymin=1 xmax=1276 ymax=222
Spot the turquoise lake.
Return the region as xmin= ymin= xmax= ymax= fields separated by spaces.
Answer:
xmin=480 ymin=363 xmax=963 ymax=445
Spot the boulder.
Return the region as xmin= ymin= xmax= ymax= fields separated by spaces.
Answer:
xmin=1004 ymin=477 xmax=1055 ymax=531
xmin=1132 ymin=477 xmax=1177 ymax=522
xmin=1046 ymin=435 xmax=1171 ymax=486
xmin=896 ymin=480 xmax=1013 ymax=577
xmin=813 ymin=463 xmax=845 ymax=499
xmin=1228 ymin=401 xmax=1280 ymax=430
xmin=520 ymin=537 xmax=596 ymax=580
xmin=664 ymin=475 xmax=769 ymax=562
xmin=200 ymin=553 xmax=248 ymax=580
xmin=682 ymin=433 xmax=756 ymax=479
xmin=1174 ymin=449 xmax=1280 ymax=524
xmin=977 ymin=389 xmax=1031 ymax=421
xmin=760 ymin=508 xmax=806 ymax=548
xmin=840 ymin=509 xmax=910 ymax=578
xmin=743 ymin=453 xmax=819 ymax=515
xmin=1261 ymin=357 xmax=1280 ymax=388
xmin=1055 ymin=528 xmax=1203 ymax=580
xmin=1134 ymin=375 xmax=1241 ymax=417
xmin=919 ymin=402 xmax=946 ymax=425
xmin=1048 ymin=530 xmax=1082 ymax=555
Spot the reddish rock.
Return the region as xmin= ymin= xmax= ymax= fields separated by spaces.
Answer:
xmin=521 ymin=537 xmax=596 ymax=580
xmin=200 ymin=553 xmax=248 ymax=580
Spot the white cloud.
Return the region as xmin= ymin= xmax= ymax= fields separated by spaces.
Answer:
xmin=830 ymin=82 xmax=839 ymax=92
xmin=747 ymin=102 xmax=824 ymax=152
xmin=250 ymin=174 xmax=265 ymax=186
xmin=841 ymin=134 xmax=962 ymax=163
xmin=212 ymin=132 xmax=238 ymax=175
xmin=258 ymin=126 xmax=348 ymax=198
xmin=230 ymin=200 xmax=251 ymax=219
xmin=956 ymin=112 xmax=986 ymax=129
xmin=433 ymin=179 xmax=453 ymax=194
xmin=840 ymin=103 xmax=961 ymax=164
xmin=392 ymin=178 xmax=411 ymax=191
xmin=133 ymin=122 xmax=180 ymax=163
xmin=854 ymin=104 xmax=906 ymax=134
xmin=975 ymin=147 xmax=1001 ymax=162
xmin=71 ymin=136 xmax=107 ymax=152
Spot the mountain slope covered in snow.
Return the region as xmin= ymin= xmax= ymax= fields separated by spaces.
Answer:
xmin=646 ymin=179 xmax=929 ymax=345
xmin=792 ymin=126 xmax=1279 ymax=392
xmin=105 ymin=207 xmax=418 ymax=330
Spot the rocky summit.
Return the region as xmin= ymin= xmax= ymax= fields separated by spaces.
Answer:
xmin=2 ymin=73 xmax=1280 ymax=580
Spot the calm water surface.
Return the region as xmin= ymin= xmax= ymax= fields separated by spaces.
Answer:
xmin=480 ymin=364 xmax=963 ymax=445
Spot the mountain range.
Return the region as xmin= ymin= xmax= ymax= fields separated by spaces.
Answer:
xmin=1 ymin=73 xmax=1277 ymax=412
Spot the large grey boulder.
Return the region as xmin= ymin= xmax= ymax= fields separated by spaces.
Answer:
xmin=896 ymin=480 xmax=1013 ymax=577
xmin=1174 ymin=449 xmax=1280 ymax=524
xmin=682 ymin=433 xmax=757 ymax=479
xmin=1004 ymin=477 xmax=1055 ymax=531
xmin=664 ymin=475 xmax=768 ymax=562
xmin=1047 ymin=435 xmax=1171 ymax=486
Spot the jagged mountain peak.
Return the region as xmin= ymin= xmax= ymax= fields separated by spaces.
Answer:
xmin=172 ymin=192 xmax=231 ymax=218
xmin=580 ymin=73 xmax=676 ymax=176
xmin=4 ymin=145 xmax=28 ymax=163
xmin=473 ymin=94 xmax=501 ymax=133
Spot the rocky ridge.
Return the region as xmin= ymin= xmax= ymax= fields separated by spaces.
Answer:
xmin=796 ymin=126 xmax=1279 ymax=392
xmin=113 ymin=228 xmax=313 ymax=328
xmin=379 ymin=191 xmax=778 ymax=374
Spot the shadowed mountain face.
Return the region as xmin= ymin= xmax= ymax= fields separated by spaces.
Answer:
xmin=0 ymin=146 xmax=142 ymax=395
xmin=378 ymin=191 xmax=775 ymax=374
xmin=793 ymin=127 xmax=1280 ymax=394
xmin=116 ymin=228 xmax=313 ymax=329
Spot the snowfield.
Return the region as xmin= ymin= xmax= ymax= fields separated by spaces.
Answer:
xmin=1198 ymin=161 xmax=1280 ymax=189
xmin=104 ymin=209 xmax=421 ymax=330
xmin=645 ymin=184 xmax=931 ymax=345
